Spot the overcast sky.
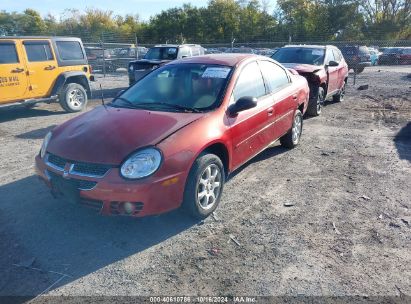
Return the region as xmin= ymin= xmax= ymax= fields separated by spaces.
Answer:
xmin=2 ymin=0 xmax=210 ymax=21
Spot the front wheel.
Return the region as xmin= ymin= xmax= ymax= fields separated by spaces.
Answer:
xmin=59 ymin=83 xmax=88 ymax=113
xmin=183 ymin=154 xmax=225 ymax=219
xmin=306 ymin=86 xmax=324 ymax=116
xmin=280 ymin=110 xmax=303 ymax=149
xmin=333 ymin=81 xmax=346 ymax=102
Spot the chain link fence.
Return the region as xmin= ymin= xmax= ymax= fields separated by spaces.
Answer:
xmin=84 ymin=38 xmax=411 ymax=76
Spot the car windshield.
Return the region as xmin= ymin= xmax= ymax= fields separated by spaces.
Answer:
xmin=144 ymin=47 xmax=178 ymax=60
xmin=384 ymin=48 xmax=402 ymax=54
xmin=111 ymin=63 xmax=232 ymax=112
xmin=272 ymin=47 xmax=325 ymax=65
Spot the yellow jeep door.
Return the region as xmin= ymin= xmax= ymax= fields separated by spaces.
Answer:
xmin=22 ymin=40 xmax=59 ymax=99
xmin=0 ymin=40 xmax=29 ymax=104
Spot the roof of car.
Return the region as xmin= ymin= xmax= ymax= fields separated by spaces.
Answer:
xmin=170 ymin=53 xmax=259 ymax=67
xmin=0 ymin=36 xmax=80 ymax=40
xmin=283 ymin=44 xmax=328 ymax=49
xmin=154 ymin=44 xmax=202 ymax=48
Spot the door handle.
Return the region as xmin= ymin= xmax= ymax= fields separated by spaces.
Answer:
xmin=11 ymin=68 xmax=24 ymax=73
xmin=267 ymin=107 xmax=274 ymax=116
xmin=45 ymin=65 xmax=56 ymax=71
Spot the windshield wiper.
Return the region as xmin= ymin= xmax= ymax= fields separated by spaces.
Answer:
xmin=137 ymin=102 xmax=203 ymax=113
xmin=110 ymin=97 xmax=152 ymax=109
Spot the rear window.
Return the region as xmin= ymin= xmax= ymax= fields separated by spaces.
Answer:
xmin=359 ymin=46 xmax=370 ymax=55
xmin=0 ymin=44 xmax=19 ymax=64
xmin=24 ymin=42 xmax=54 ymax=62
xmin=56 ymin=41 xmax=84 ymax=60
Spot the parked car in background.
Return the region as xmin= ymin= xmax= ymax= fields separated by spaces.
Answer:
xmin=339 ymin=45 xmax=371 ymax=74
xmin=36 ymin=54 xmax=309 ymax=219
xmin=128 ymin=44 xmax=205 ymax=85
xmin=225 ymin=47 xmax=255 ymax=54
xmin=378 ymin=47 xmax=403 ymax=65
xmin=0 ymin=36 xmax=93 ymax=112
xmin=399 ymin=47 xmax=411 ymax=64
xmin=272 ymin=45 xmax=348 ymax=116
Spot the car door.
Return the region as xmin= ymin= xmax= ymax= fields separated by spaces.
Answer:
xmin=332 ymin=48 xmax=346 ymax=90
xmin=22 ymin=39 xmax=60 ymax=99
xmin=227 ymin=61 xmax=272 ymax=169
xmin=0 ymin=40 xmax=29 ymax=104
xmin=258 ymin=60 xmax=295 ymax=140
xmin=325 ymin=48 xmax=339 ymax=94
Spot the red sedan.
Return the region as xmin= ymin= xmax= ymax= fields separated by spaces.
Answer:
xmin=35 ymin=54 xmax=309 ymax=219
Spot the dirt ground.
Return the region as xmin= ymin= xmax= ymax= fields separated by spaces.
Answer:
xmin=0 ymin=66 xmax=410 ymax=301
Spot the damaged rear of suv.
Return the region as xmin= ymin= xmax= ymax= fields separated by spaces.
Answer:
xmin=272 ymin=45 xmax=349 ymax=116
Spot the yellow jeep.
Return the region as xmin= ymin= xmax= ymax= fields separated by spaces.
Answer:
xmin=0 ymin=36 xmax=94 ymax=112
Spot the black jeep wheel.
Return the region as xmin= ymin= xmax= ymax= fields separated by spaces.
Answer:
xmin=59 ymin=83 xmax=88 ymax=113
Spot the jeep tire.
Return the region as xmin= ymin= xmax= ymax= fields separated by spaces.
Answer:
xmin=59 ymin=83 xmax=88 ymax=113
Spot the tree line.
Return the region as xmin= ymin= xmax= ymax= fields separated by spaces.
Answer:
xmin=0 ymin=0 xmax=410 ymax=44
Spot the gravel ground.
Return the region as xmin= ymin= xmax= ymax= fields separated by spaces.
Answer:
xmin=0 ymin=66 xmax=410 ymax=301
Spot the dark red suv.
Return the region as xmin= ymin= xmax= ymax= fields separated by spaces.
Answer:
xmin=36 ymin=54 xmax=309 ymax=219
xmin=272 ymin=45 xmax=348 ymax=116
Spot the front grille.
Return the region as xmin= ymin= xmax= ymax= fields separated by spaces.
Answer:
xmin=46 ymin=153 xmax=112 ymax=177
xmin=47 ymin=170 xmax=97 ymax=191
xmin=47 ymin=153 xmax=66 ymax=169
xmin=72 ymin=162 xmax=111 ymax=177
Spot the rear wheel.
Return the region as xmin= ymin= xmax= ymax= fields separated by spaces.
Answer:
xmin=333 ymin=81 xmax=346 ymax=102
xmin=59 ymin=83 xmax=88 ymax=113
xmin=280 ymin=110 xmax=303 ymax=148
xmin=306 ymin=86 xmax=324 ymax=116
xmin=183 ymin=154 xmax=225 ymax=219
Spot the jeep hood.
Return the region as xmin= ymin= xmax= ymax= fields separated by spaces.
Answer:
xmin=47 ymin=106 xmax=203 ymax=164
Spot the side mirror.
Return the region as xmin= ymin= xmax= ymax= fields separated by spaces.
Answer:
xmin=328 ymin=60 xmax=339 ymax=67
xmin=228 ymin=96 xmax=257 ymax=116
xmin=116 ymin=89 xmax=125 ymax=97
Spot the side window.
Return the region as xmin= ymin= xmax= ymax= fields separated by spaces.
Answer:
xmin=325 ymin=49 xmax=335 ymax=64
xmin=24 ymin=41 xmax=54 ymax=62
xmin=0 ymin=43 xmax=19 ymax=64
xmin=56 ymin=41 xmax=84 ymax=60
xmin=259 ymin=60 xmax=290 ymax=93
xmin=191 ymin=47 xmax=200 ymax=56
xmin=332 ymin=49 xmax=342 ymax=62
xmin=233 ymin=61 xmax=266 ymax=101
xmin=179 ymin=47 xmax=191 ymax=58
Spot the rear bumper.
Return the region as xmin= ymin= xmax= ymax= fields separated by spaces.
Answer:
xmin=35 ymin=155 xmax=187 ymax=217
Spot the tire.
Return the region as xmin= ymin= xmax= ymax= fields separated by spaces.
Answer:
xmin=355 ymin=66 xmax=365 ymax=74
xmin=59 ymin=83 xmax=88 ymax=113
xmin=280 ymin=109 xmax=303 ymax=149
xmin=306 ymin=86 xmax=324 ymax=116
xmin=183 ymin=154 xmax=225 ymax=219
xmin=333 ymin=81 xmax=346 ymax=103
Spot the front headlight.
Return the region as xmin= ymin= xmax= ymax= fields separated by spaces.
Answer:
xmin=120 ymin=147 xmax=162 ymax=179
xmin=129 ymin=65 xmax=134 ymax=71
xmin=40 ymin=131 xmax=52 ymax=158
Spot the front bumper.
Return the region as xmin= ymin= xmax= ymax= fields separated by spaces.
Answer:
xmin=35 ymin=154 xmax=187 ymax=217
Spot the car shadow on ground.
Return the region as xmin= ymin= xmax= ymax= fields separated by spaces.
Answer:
xmin=0 ymin=106 xmax=66 ymax=123
xmin=228 ymin=144 xmax=289 ymax=181
xmin=394 ymin=122 xmax=411 ymax=163
xmin=15 ymin=125 xmax=57 ymax=139
xmin=91 ymin=87 xmax=128 ymax=99
xmin=0 ymin=175 xmax=197 ymax=298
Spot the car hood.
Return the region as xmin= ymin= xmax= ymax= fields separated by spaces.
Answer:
xmin=281 ymin=63 xmax=323 ymax=74
xmin=47 ymin=106 xmax=203 ymax=164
